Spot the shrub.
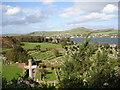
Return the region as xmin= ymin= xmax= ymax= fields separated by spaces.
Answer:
xmin=103 ymin=43 xmax=110 ymax=49
xmin=53 ymin=49 xmax=59 ymax=57
xmin=5 ymin=46 xmax=31 ymax=64
xmin=60 ymin=42 xmax=67 ymax=48
xmin=34 ymin=45 xmax=41 ymax=51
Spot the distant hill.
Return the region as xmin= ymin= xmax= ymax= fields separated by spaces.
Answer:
xmin=93 ymin=28 xmax=118 ymax=34
xmin=2 ymin=27 xmax=118 ymax=36
xmin=27 ymin=27 xmax=118 ymax=36
xmin=2 ymin=34 xmax=21 ymax=36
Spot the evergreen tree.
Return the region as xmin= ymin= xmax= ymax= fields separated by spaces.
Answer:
xmin=60 ymin=33 xmax=120 ymax=88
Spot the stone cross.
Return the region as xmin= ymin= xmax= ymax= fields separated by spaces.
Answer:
xmin=24 ymin=59 xmax=38 ymax=80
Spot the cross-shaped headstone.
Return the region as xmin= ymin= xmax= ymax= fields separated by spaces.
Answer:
xmin=24 ymin=59 xmax=38 ymax=79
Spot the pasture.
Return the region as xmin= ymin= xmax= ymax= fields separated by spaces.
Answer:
xmin=2 ymin=65 xmax=23 ymax=80
xmin=22 ymin=42 xmax=61 ymax=50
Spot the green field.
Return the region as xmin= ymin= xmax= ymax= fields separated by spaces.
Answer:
xmin=46 ymin=70 xmax=56 ymax=81
xmin=22 ymin=42 xmax=61 ymax=50
xmin=36 ymin=69 xmax=56 ymax=81
xmin=27 ymin=27 xmax=118 ymax=36
xmin=2 ymin=65 xmax=23 ymax=80
xmin=23 ymin=42 xmax=63 ymax=61
xmin=31 ymin=51 xmax=56 ymax=60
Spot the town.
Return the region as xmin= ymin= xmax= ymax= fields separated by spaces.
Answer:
xmin=31 ymin=33 xmax=119 ymax=39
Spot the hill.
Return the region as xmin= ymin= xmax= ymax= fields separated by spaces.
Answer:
xmin=27 ymin=27 xmax=94 ymax=35
xmin=93 ymin=28 xmax=118 ymax=34
xmin=27 ymin=27 xmax=118 ymax=36
xmin=2 ymin=27 xmax=118 ymax=36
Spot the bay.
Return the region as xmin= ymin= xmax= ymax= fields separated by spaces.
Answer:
xmin=70 ymin=38 xmax=119 ymax=44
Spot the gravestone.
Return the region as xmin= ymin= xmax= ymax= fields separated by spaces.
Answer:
xmin=24 ymin=59 xmax=38 ymax=80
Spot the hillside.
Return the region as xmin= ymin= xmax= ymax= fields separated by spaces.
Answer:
xmin=2 ymin=27 xmax=118 ymax=36
xmin=27 ymin=27 xmax=118 ymax=36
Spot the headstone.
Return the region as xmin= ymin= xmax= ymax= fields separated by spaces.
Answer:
xmin=24 ymin=59 xmax=38 ymax=80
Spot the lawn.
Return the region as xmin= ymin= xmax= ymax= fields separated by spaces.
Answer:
xmin=30 ymin=51 xmax=56 ymax=60
xmin=2 ymin=65 xmax=23 ymax=80
xmin=46 ymin=70 xmax=56 ymax=81
xmin=36 ymin=69 xmax=56 ymax=81
xmin=22 ymin=42 xmax=61 ymax=50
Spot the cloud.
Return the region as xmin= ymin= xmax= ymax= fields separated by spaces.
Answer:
xmin=5 ymin=7 xmax=21 ymax=15
xmin=42 ymin=0 xmax=58 ymax=4
xmin=59 ymin=3 xmax=86 ymax=18
xmin=2 ymin=4 xmax=55 ymax=26
xmin=59 ymin=2 xmax=103 ymax=18
xmin=59 ymin=2 xmax=118 ymax=18
xmin=85 ymin=12 xmax=117 ymax=21
xmin=34 ymin=25 xmax=55 ymax=30
xmin=1 ymin=2 xmax=118 ymax=34
xmin=65 ymin=23 xmax=84 ymax=26
xmin=72 ymin=0 xmax=119 ymax=2
xmin=64 ymin=3 xmax=118 ymax=25
xmin=102 ymin=4 xmax=118 ymax=13
xmin=84 ymin=24 xmax=118 ymax=30
xmin=59 ymin=7 xmax=84 ymax=18
xmin=68 ymin=12 xmax=117 ymax=25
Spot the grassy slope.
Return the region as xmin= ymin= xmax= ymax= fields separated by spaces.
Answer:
xmin=64 ymin=27 xmax=94 ymax=35
xmin=93 ymin=28 xmax=118 ymax=34
xmin=27 ymin=27 xmax=118 ymax=35
xmin=22 ymin=42 xmax=62 ymax=60
xmin=31 ymin=51 xmax=56 ymax=60
xmin=2 ymin=65 xmax=23 ymax=80
xmin=22 ymin=42 xmax=61 ymax=50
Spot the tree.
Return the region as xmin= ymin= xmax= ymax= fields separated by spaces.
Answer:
xmin=5 ymin=46 xmax=31 ymax=64
xmin=59 ymin=33 xmax=120 ymax=88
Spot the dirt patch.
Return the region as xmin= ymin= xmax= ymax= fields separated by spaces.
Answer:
xmin=16 ymin=63 xmax=25 ymax=69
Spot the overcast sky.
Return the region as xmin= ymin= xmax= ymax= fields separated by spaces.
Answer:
xmin=1 ymin=1 xmax=118 ymax=34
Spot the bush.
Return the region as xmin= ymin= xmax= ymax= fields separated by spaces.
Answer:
xmin=5 ymin=46 xmax=31 ymax=64
xmin=34 ymin=45 xmax=41 ymax=51
xmin=103 ymin=43 xmax=110 ymax=49
xmin=60 ymin=42 xmax=67 ymax=48
xmin=53 ymin=49 xmax=59 ymax=57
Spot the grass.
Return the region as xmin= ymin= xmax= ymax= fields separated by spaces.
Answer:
xmin=46 ymin=70 xmax=56 ymax=81
xmin=2 ymin=65 xmax=23 ymax=80
xmin=36 ymin=69 xmax=56 ymax=81
xmin=30 ymin=51 xmax=56 ymax=60
xmin=22 ymin=42 xmax=61 ymax=50
xmin=56 ymin=56 xmax=65 ymax=62
xmin=24 ymin=42 xmax=64 ymax=60
xmin=2 ymin=48 xmax=11 ymax=52
xmin=2 ymin=42 xmax=63 ymax=81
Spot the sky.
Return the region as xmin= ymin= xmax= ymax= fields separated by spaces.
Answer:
xmin=1 ymin=0 xmax=119 ymax=34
